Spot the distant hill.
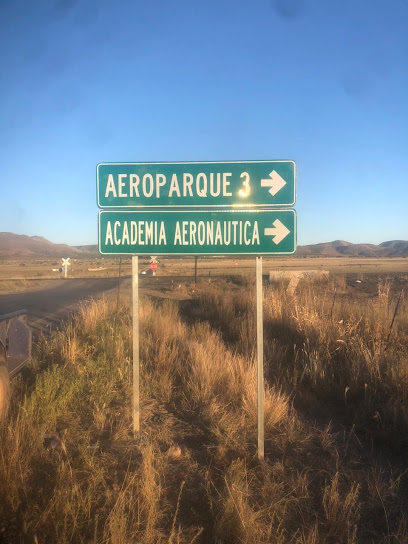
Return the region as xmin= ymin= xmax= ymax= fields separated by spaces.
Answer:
xmin=0 ymin=233 xmax=407 ymax=260
xmin=378 ymin=240 xmax=408 ymax=257
xmin=297 ymin=240 xmax=408 ymax=258
xmin=0 ymin=233 xmax=98 ymax=260
xmin=73 ymin=244 xmax=99 ymax=253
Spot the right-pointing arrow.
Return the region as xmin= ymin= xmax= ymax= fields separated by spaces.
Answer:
xmin=260 ymin=170 xmax=286 ymax=196
xmin=264 ymin=219 xmax=290 ymax=245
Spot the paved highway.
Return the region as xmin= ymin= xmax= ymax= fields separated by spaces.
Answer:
xmin=0 ymin=278 xmax=127 ymax=334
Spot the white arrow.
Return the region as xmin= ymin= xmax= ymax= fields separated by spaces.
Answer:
xmin=264 ymin=220 xmax=290 ymax=245
xmin=260 ymin=170 xmax=286 ymax=196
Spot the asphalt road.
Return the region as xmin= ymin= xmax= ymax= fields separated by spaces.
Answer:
xmin=0 ymin=278 xmax=126 ymax=334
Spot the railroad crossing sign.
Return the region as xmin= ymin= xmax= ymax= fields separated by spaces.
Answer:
xmin=62 ymin=258 xmax=70 ymax=278
xmin=97 ymin=161 xmax=296 ymax=209
xmin=98 ymin=209 xmax=296 ymax=256
xmin=149 ymin=262 xmax=158 ymax=276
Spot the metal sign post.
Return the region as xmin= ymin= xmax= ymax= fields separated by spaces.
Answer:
xmin=132 ymin=256 xmax=140 ymax=438
xmin=256 ymin=256 xmax=264 ymax=459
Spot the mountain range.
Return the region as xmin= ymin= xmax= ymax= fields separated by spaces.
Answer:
xmin=296 ymin=239 xmax=408 ymax=258
xmin=0 ymin=232 xmax=407 ymax=259
xmin=0 ymin=233 xmax=98 ymax=259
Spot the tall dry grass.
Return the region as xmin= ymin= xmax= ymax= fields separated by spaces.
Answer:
xmin=196 ymin=276 xmax=408 ymax=439
xmin=1 ymin=275 xmax=407 ymax=542
xmin=0 ymin=296 xmax=198 ymax=543
xmin=191 ymin=275 xmax=408 ymax=542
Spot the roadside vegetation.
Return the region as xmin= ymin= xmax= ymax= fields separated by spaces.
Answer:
xmin=0 ymin=274 xmax=407 ymax=543
xmin=0 ymin=280 xmax=32 ymax=293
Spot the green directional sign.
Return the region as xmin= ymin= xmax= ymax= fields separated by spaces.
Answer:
xmin=97 ymin=161 xmax=296 ymax=209
xmin=98 ymin=209 xmax=296 ymax=256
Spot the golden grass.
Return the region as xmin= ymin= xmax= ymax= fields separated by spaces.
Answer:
xmin=0 ymin=279 xmax=32 ymax=293
xmin=0 ymin=275 xmax=408 ymax=542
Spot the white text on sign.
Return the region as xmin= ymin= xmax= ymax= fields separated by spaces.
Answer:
xmin=98 ymin=210 xmax=296 ymax=255
xmin=105 ymin=172 xmax=235 ymax=199
xmin=104 ymin=220 xmax=261 ymax=247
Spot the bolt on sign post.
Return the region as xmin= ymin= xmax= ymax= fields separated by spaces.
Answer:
xmin=97 ymin=160 xmax=297 ymax=457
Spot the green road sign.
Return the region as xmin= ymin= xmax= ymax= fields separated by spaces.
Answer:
xmin=98 ymin=209 xmax=296 ymax=256
xmin=97 ymin=161 xmax=296 ymax=209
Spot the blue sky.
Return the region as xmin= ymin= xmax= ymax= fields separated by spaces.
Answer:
xmin=1 ymin=0 xmax=407 ymax=246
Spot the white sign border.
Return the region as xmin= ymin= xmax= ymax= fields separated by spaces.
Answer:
xmin=98 ymin=208 xmax=297 ymax=256
xmin=96 ymin=160 xmax=296 ymax=209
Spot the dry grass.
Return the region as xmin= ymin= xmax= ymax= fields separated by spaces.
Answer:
xmin=0 ymin=275 xmax=408 ymax=542
xmin=0 ymin=279 xmax=32 ymax=293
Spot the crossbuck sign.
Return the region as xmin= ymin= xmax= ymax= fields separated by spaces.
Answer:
xmin=62 ymin=257 xmax=70 ymax=278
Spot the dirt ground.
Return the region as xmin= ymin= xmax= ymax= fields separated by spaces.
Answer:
xmin=1 ymin=255 xmax=407 ymax=282
xmin=0 ymin=278 xmax=120 ymax=333
xmin=0 ymin=256 xmax=407 ymax=335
